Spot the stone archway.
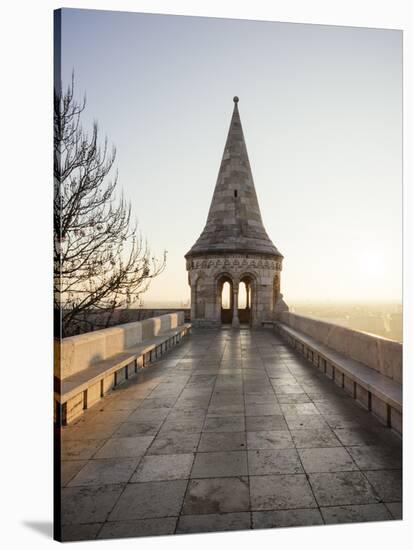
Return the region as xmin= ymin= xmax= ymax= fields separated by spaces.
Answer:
xmin=217 ymin=275 xmax=233 ymax=324
xmin=238 ymin=274 xmax=255 ymax=325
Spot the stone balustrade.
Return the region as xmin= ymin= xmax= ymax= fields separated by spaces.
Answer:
xmin=278 ymin=312 xmax=402 ymax=383
xmin=55 ymin=312 xmax=185 ymax=380
xmin=275 ymin=312 xmax=402 ymax=433
xmin=54 ymin=312 xmax=190 ymax=424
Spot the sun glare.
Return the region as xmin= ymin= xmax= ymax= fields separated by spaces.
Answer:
xmin=356 ymin=250 xmax=385 ymax=278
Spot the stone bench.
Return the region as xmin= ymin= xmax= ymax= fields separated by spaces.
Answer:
xmin=54 ymin=313 xmax=191 ymax=425
xmin=275 ymin=321 xmax=402 ymax=434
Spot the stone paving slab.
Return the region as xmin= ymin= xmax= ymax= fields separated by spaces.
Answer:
xmin=177 ymin=512 xmax=251 ymax=533
xmin=59 ymin=328 xmax=402 ymax=540
xmin=61 ymin=460 xmax=88 ymax=486
xmin=277 ymin=394 xmax=313 ymax=404
xmin=131 ymin=453 xmax=194 ymax=482
xmin=298 ymin=447 xmax=358 ymax=473
xmin=147 ymin=431 xmax=201 ymax=455
xmin=203 ymin=416 xmax=245 ymax=432
xmin=182 ymin=477 xmax=250 ymax=515
xmin=98 ymin=518 xmax=177 ymax=539
xmin=94 ymin=436 xmax=154 ymax=459
xmin=364 ymin=469 xmax=402 ymax=502
xmin=321 ymin=503 xmax=392 ymax=524
xmin=308 ymin=472 xmax=381 ymax=507
xmin=109 ymin=480 xmax=188 ymax=520
xmin=191 ymin=450 xmax=248 ymax=478
xmin=113 ymin=420 xmax=163 ymax=437
xmin=198 ymin=431 xmax=247 ymax=452
xmin=291 ymin=428 xmax=341 ymax=448
xmin=246 ymin=415 xmax=288 ymax=431
xmin=61 ymin=439 xmax=105 ymax=461
xmin=62 ymin=484 xmax=125 ymax=524
xmin=284 ymin=414 xmax=329 ymax=430
xmin=247 ymin=430 xmax=294 ymax=450
xmin=346 ymin=445 xmax=402 ymax=470
xmin=250 ymin=474 xmax=317 ymax=510
xmin=385 ymin=501 xmax=402 ymax=519
xmin=252 ymin=508 xmax=324 ymax=528
xmin=248 ymin=449 xmax=303 ymax=475
xmin=61 ymin=523 xmax=103 ymax=542
xmin=68 ymin=458 xmax=140 ymax=487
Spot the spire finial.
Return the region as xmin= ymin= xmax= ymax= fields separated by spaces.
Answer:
xmin=233 ymin=96 xmax=239 ymax=104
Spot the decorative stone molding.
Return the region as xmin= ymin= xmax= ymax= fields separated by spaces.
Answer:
xmin=187 ymin=254 xmax=282 ymax=274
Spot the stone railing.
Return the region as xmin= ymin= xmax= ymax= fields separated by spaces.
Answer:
xmin=277 ymin=312 xmax=402 ymax=383
xmin=62 ymin=308 xmax=191 ymax=337
xmin=55 ymin=311 xmax=186 ymax=380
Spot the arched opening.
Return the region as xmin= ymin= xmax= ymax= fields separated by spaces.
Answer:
xmin=239 ymin=275 xmax=253 ymax=325
xmin=218 ymin=276 xmax=233 ymax=324
xmin=222 ymin=282 xmax=231 ymax=309
xmin=238 ymin=282 xmax=247 ymax=309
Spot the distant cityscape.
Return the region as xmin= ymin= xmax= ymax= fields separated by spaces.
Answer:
xmin=141 ymin=300 xmax=402 ymax=342
xmin=290 ymin=302 xmax=402 ymax=343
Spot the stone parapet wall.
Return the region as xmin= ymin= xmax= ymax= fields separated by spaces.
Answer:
xmin=55 ymin=311 xmax=185 ymax=380
xmin=62 ymin=308 xmax=191 ymax=336
xmin=278 ymin=312 xmax=402 ymax=383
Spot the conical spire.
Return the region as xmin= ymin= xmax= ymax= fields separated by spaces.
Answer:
xmin=186 ymin=97 xmax=282 ymax=258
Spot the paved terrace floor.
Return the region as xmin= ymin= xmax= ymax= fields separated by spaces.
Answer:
xmin=60 ymin=328 xmax=402 ymax=541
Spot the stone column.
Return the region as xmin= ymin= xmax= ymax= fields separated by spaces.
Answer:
xmin=232 ymin=283 xmax=240 ymax=328
xmin=215 ymin=281 xmax=222 ymax=322
xmin=190 ymin=282 xmax=197 ymax=321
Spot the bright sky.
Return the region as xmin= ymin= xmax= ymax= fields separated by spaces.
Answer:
xmin=60 ymin=9 xmax=402 ymax=305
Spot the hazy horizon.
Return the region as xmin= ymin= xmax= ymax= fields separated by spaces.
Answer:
xmin=138 ymin=298 xmax=402 ymax=309
xmin=135 ymin=299 xmax=402 ymax=343
xmin=60 ymin=9 xmax=402 ymax=305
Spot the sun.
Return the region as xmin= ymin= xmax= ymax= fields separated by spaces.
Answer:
xmin=355 ymin=250 xmax=384 ymax=279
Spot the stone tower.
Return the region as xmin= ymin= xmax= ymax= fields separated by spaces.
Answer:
xmin=185 ymin=97 xmax=288 ymax=327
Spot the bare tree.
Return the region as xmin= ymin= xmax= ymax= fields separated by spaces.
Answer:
xmin=54 ymin=76 xmax=166 ymax=337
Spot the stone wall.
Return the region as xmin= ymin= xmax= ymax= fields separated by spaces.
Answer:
xmin=55 ymin=311 xmax=185 ymax=380
xmin=278 ymin=312 xmax=402 ymax=383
